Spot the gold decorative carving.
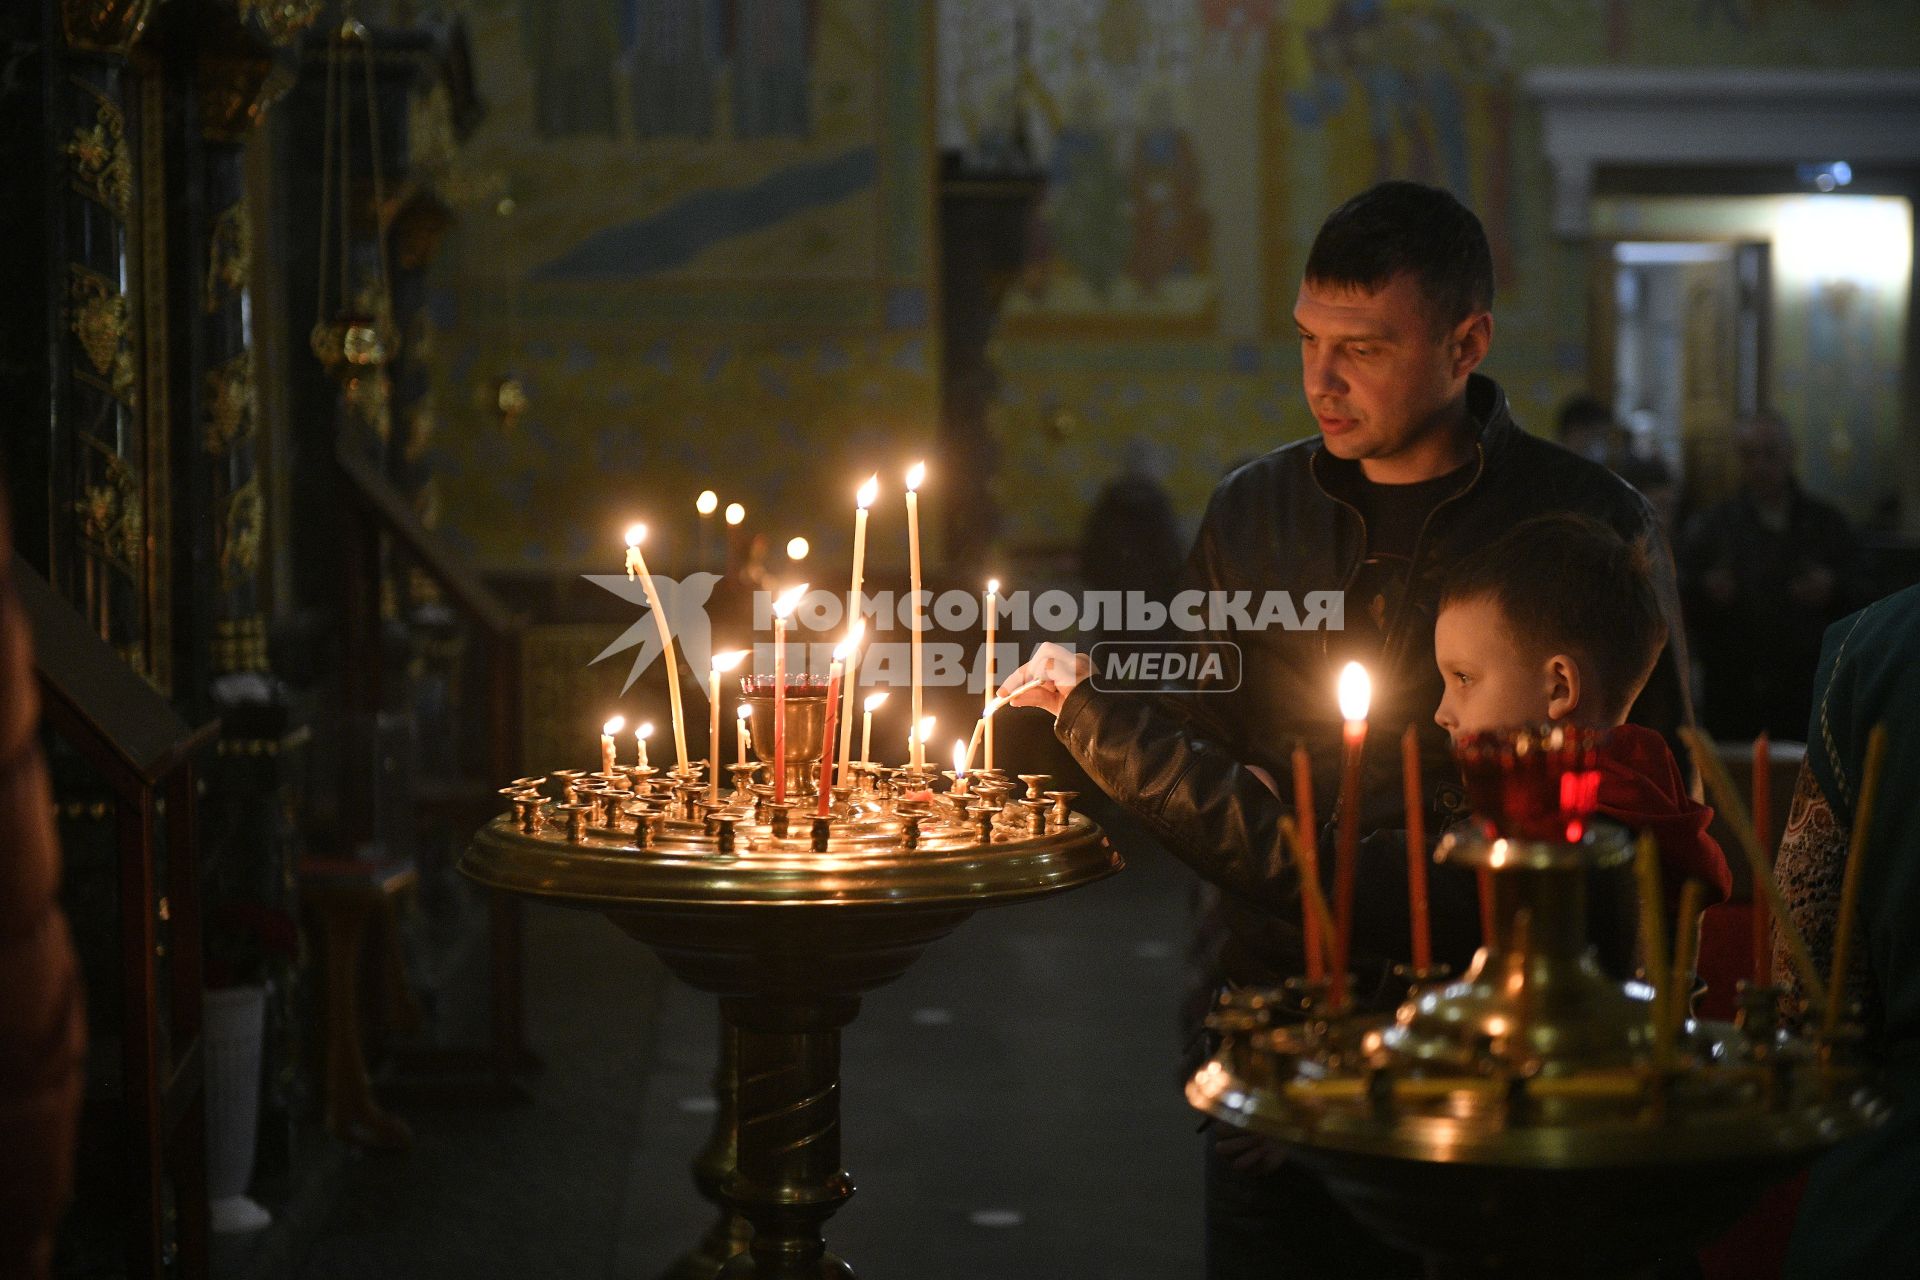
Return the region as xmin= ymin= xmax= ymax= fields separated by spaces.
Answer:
xmin=213 ymin=616 xmax=271 ymax=674
xmin=66 ymin=97 xmax=132 ymax=218
xmin=219 ymin=475 xmax=263 ymax=591
xmin=61 ymin=0 xmax=156 ymax=55
xmin=203 ymin=350 xmax=256 ymax=452
xmin=238 ymin=0 xmax=323 ymax=45
xmin=205 ymin=198 xmax=251 ymax=311
xmin=72 ymin=437 xmax=143 ymax=569
xmin=68 ymin=265 xmax=137 ymax=406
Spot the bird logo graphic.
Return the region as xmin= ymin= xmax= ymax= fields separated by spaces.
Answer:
xmin=583 ymin=572 xmax=723 ymax=695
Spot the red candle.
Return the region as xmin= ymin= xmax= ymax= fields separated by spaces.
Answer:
xmin=1333 ymin=663 xmax=1371 ymax=1009
xmin=1291 ymin=742 xmax=1323 ymax=981
xmin=1752 ymin=732 xmax=1772 ymax=986
xmin=1402 ymin=723 xmax=1431 ymax=973
xmin=816 ymin=627 xmax=858 ymax=818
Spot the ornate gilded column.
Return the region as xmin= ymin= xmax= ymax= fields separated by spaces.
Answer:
xmin=52 ymin=0 xmax=165 ymax=686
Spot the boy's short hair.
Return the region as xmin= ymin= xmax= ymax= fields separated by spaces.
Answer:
xmin=1304 ymin=181 xmax=1494 ymax=332
xmin=1438 ymin=513 xmax=1667 ymax=721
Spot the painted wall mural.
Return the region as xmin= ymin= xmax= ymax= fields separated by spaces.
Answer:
xmin=427 ymin=0 xmax=936 ymax=573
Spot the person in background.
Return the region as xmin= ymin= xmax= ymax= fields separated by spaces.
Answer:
xmin=1773 ymin=584 xmax=1920 ymax=1279
xmin=1557 ymin=394 xmax=1678 ymax=535
xmin=1679 ymin=411 xmax=1871 ymax=742
xmin=0 ymin=492 xmax=88 ymax=1280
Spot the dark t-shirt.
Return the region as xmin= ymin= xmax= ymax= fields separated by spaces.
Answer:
xmin=1349 ymin=463 xmax=1474 ymax=650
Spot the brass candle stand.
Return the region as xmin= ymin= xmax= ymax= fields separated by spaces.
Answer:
xmin=464 ymin=740 xmax=1117 ymax=1280
xmin=1187 ymin=820 xmax=1887 ymax=1280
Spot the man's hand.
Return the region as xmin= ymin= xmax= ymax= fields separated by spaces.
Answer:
xmin=997 ymin=642 xmax=1092 ymax=718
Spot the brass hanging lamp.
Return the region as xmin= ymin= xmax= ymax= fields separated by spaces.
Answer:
xmin=310 ymin=14 xmax=397 ymax=381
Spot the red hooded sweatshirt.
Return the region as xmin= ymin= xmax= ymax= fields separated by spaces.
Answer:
xmin=1597 ymin=724 xmax=1733 ymax=911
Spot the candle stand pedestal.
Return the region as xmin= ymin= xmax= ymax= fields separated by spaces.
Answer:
xmin=1188 ymin=822 xmax=1885 ymax=1280
xmin=464 ymin=767 xmax=1117 ymax=1280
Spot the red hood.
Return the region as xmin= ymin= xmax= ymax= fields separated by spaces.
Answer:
xmin=1597 ymin=724 xmax=1733 ymax=908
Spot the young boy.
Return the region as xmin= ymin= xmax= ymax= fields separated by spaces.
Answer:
xmin=1433 ymin=512 xmax=1732 ymax=918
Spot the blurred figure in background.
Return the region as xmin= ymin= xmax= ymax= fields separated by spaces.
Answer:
xmin=1679 ymin=411 xmax=1870 ymax=742
xmin=0 ymin=491 xmax=87 ymax=1280
xmin=1557 ymin=394 xmax=1678 ymax=535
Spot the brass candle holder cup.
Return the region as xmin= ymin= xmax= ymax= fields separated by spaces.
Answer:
xmin=740 ymin=674 xmax=833 ymax=799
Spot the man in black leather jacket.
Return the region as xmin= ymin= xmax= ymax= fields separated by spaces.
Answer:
xmin=1000 ymin=182 xmax=1692 ymax=1278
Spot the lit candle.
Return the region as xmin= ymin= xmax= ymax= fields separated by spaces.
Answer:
xmin=905 ymin=461 xmax=926 ymax=771
xmin=861 ymin=691 xmax=888 ymax=767
xmin=724 ymin=502 xmax=745 ymax=527
xmin=786 ymin=536 xmax=809 ymax=561
xmin=771 ymin=583 xmax=808 ymax=806
xmin=635 ymin=721 xmax=653 ymax=772
xmin=962 ymin=716 xmax=984 ymax=774
xmin=708 ymin=651 xmax=748 ymax=803
xmin=952 ymin=739 xmax=970 ymax=796
xmin=838 ymin=475 xmax=878 ymax=783
xmin=1402 ymin=723 xmax=1432 ymax=973
xmin=983 ymin=578 xmax=999 ymax=773
xmin=1291 ymin=741 xmax=1323 ymax=982
xmin=737 ymin=703 xmax=752 ymax=767
xmin=911 ymin=715 xmax=935 ymax=767
xmin=1751 ymin=733 xmax=1772 ymax=987
xmin=624 ymin=524 xmax=691 ymax=773
xmin=601 ymin=715 xmax=625 ymax=775
xmin=1333 ymin=662 xmax=1372 ymax=1010
xmin=816 ymin=628 xmax=859 ymax=817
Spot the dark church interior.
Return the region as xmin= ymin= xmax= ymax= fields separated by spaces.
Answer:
xmin=5 ymin=2 xmax=1920 ymax=1279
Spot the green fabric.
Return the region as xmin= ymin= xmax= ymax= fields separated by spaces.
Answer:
xmin=1787 ymin=584 xmax=1920 ymax=1279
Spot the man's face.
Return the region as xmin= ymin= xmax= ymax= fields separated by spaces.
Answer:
xmin=1294 ymin=273 xmax=1487 ymax=482
xmin=1432 ymin=597 xmax=1556 ymax=744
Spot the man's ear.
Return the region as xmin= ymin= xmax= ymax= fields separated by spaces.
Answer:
xmin=1450 ymin=311 xmax=1492 ymax=380
xmin=1544 ymin=653 xmax=1581 ymax=722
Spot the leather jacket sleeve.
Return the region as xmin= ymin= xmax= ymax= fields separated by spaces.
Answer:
xmin=1055 ymin=683 xmax=1485 ymax=974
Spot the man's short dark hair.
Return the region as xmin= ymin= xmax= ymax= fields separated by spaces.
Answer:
xmin=1304 ymin=181 xmax=1494 ymax=330
xmin=1439 ymin=513 xmax=1667 ymax=721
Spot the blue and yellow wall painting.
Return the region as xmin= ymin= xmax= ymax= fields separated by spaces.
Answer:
xmin=425 ymin=0 xmax=1920 ymax=571
xmin=424 ymin=0 xmax=940 ymax=575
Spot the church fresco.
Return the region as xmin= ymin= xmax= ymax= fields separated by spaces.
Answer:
xmin=426 ymin=0 xmax=937 ymax=572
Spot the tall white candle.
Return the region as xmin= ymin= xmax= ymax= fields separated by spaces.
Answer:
xmin=709 ymin=650 xmax=747 ymax=804
xmin=737 ymin=703 xmax=752 ymax=767
xmin=839 ymin=474 xmax=878 ymax=781
xmin=624 ymin=524 xmax=690 ymax=772
xmin=905 ymin=462 xmax=926 ymax=771
xmin=861 ymin=691 xmax=888 ymax=767
xmin=983 ymin=578 xmax=998 ymax=773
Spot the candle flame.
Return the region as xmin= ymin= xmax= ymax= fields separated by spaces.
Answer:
xmin=786 ymin=536 xmax=810 ymax=560
xmin=773 ymin=582 xmax=809 ymax=619
xmin=737 ymin=703 xmax=753 ymax=722
xmin=724 ymin=502 xmax=745 ymax=526
xmin=603 ymin=715 xmax=625 ymax=735
xmin=905 ymin=461 xmax=925 ymax=492
xmin=915 ymin=714 xmax=936 ymax=744
xmin=864 ymin=691 xmax=889 ymax=712
xmin=834 ymin=620 xmax=865 ymax=662
xmin=987 ymin=577 xmax=1000 ymax=595
xmin=711 ymin=649 xmax=748 ymax=674
xmin=953 ymin=740 xmax=968 ymax=776
xmin=857 ymin=474 xmax=879 ymax=509
xmin=624 ymin=523 xmax=646 ymax=549
xmin=696 ymin=490 xmax=718 ymax=516
xmin=636 ymin=721 xmax=654 ymax=741
xmin=1338 ymin=661 xmax=1372 ymax=723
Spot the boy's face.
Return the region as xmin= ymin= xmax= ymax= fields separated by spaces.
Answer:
xmin=1432 ymin=597 xmax=1559 ymax=742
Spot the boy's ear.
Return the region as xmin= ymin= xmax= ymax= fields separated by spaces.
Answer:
xmin=1544 ymin=653 xmax=1581 ymax=722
